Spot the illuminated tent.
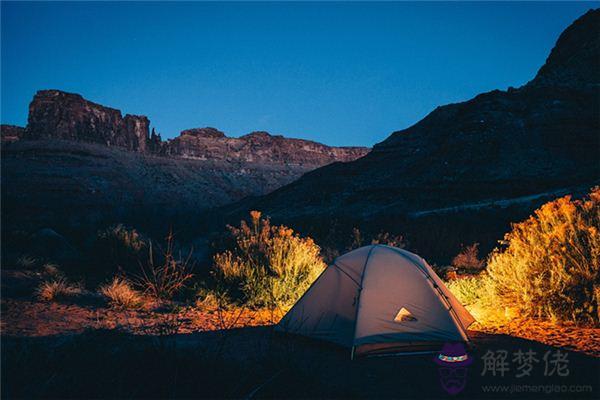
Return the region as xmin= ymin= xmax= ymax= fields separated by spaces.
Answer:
xmin=277 ymin=245 xmax=475 ymax=358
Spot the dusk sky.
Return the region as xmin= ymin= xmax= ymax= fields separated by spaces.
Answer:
xmin=1 ymin=2 xmax=596 ymax=147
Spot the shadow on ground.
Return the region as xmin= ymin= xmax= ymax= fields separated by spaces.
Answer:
xmin=2 ymin=326 xmax=598 ymax=399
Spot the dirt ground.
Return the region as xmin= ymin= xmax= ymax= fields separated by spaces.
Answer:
xmin=2 ymin=270 xmax=599 ymax=399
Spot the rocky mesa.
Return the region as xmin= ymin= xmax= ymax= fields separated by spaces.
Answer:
xmin=1 ymin=91 xmax=369 ymax=235
xmin=10 ymin=90 xmax=368 ymax=167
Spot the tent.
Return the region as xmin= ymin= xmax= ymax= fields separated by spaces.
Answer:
xmin=276 ymin=245 xmax=475 ymax=358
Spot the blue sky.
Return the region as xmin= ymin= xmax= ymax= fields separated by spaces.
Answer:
xmin=1 ymin=2 xmax=596 ymax=147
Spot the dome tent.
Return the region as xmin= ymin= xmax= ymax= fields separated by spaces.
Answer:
xmin=277 ymin=245 xmax=475 ymax=358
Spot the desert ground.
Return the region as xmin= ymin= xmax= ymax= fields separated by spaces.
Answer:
xmin=2 ymin=269 xmax=598 ymax=399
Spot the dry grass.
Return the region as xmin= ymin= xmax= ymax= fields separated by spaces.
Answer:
xmin=99 ymin=277 xmax=144 ymax=309
xmin=213 ymin=211 xmax=325 ymax=309
xmin=36 ymin=278 xmax=83 ymax=302
xmin=486 ymin=187 xmax=600 ymax=325
xmin=133 ymin=232 xmax=194 ymax=300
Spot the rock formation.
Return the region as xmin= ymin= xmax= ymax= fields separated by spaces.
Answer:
xmin=25 ymin=90 xmax=151 ymax=152
xmin=0 ymin=125 xmax=25 ymax=142
xmin=163 ymin=128 xmax=368 ymax=165
xmin=17 ymin=90 xmax=369 ymax=166
xmin=1 ymin=90 xmax=368 ymax=236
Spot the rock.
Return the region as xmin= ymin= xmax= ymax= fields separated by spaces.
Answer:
xmin=1 ymin=125 xmax=25 ymax=142
xmin=164 ymin=128 xmax=368 ymax=165
xmin=26 ymin=90 xmax=150 ymax=152
xmin=21 ymin=90 xmax=369 ymax=167
xmin=180 ymin=127 xmax=226 ymax=139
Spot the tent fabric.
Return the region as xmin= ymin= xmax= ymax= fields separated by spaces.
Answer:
xmin=277 ymin=245 xmax=475 ymax=357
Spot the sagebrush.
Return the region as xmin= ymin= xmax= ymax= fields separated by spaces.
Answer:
xmin=212 ymin=211 xmax=325 ymax=309
xmin=487 ymin=188 xmax=600 ymax=325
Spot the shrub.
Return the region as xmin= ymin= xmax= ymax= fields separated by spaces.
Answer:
xmin=446 ymin=275 xmax=490 ymax=307
xmin=451 ymin=243 xmax=485 ymax=272
xmin=371 ymin=231 xmax=406 ymax=249
xmin=446 ymin=274 xmax=501 ymax=324
xmin=212 ymin=211 xmax=326 ymax=309
xmin=99 ymin=277 xmax=143 ymax=309
xmin=42 ymin=263 xmax=62 ymax=277
xmin=347 ymin=228 xmax=406 ymax=251
xmin=36 ymin=278 xmax=83 ymax=302
xmin=91 ymin=224 xmax=148 ymax=276
xmin=487 ymin=188 xmax=600 ymax=325
xmin=16 ymin=254 xmax=38 ymax=269
xmin=133 ymin=232 xmax=194 ymax=300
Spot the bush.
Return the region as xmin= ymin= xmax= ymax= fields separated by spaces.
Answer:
xmin=212 ymin=211 xmax=326 ymax=309
xmin=446 ymin=275 xmax=490 ymax=307
xmin=99 ymin=277 xmax=143 ymax=309
xmin=132 ymin=232 xmax=194 ymax=300
xmin=451 ymin=243 xmax=485 ymax=272
xmin=36 ymin=278 xmax=83 ymax=302
xmin=347 ymin=228 xmax=406 ymax=251
xmin=16 ymin=254 xmax=38 ymax=269
xmin=371 ymin=231 xmax=406 ymax=249
xmin=487 ymin=188 xmax=600 ymax=325
xmin=42 ymin=263 xmax=62 ymax=277
xmin=90 ymin=225 xmax=148 ymax=276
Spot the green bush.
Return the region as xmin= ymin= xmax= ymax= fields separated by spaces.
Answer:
xmin=446 ymin=275 xmax=491 ymax=307
xmin=487 ymin=188 xmax=600 ymax=325
xmin=212 ymin=211 xmax=326 ymax=309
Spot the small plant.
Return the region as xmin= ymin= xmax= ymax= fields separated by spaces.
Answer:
xmin=446 ymin=273 xmax=500 ymax=324
xmin=446 ymin=275 xmax=490 ymax=307
xmin=42 ymin=263 xmax=62 ymax=277
xmin=99 ymin=277 xmax=143 ymax=309
xmin=348 ymin=227 xmax=363 ymax=250
xmin=36 ymin=278 xmax=83 ymax=302
xmin=451 ymin=243 xmax=485 ymax=272
xmin=16 ymin=254 xmax=38 ymax=269
xmin=487 ymin=187 xmax=600 ymax=325
xmin=212 ymin=211 xmax=325 ymax=309
xmin=371 ymin=231 xmax=406 ymax=248
xmin=91 ymin=224 xmax=149 ymax=276
xmin=133 ymin=232 xmax=194 ymax=300
xmin=348 ymin=228 xmax=407 ymax=250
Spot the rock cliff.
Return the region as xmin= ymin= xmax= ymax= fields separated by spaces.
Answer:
xmin=25 ymin=90 xmax=152 ymax=152
xmin=20 ymin=90 xmax=369 ymax=166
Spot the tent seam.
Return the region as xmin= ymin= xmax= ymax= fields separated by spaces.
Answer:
xmin=350 ymin=245 xmax=378 ymax=358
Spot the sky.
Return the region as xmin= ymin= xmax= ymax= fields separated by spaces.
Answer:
xmin=1 ymin=2 xmax=597 ymax=147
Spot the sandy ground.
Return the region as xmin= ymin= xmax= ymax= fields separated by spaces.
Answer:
xmin=2 ymin=269 xmax=599 ymax=398
xmin=2 ymin=295 xmax=599 ymax=358
xmin=1 ymin=298 xmax=282 ymax=337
